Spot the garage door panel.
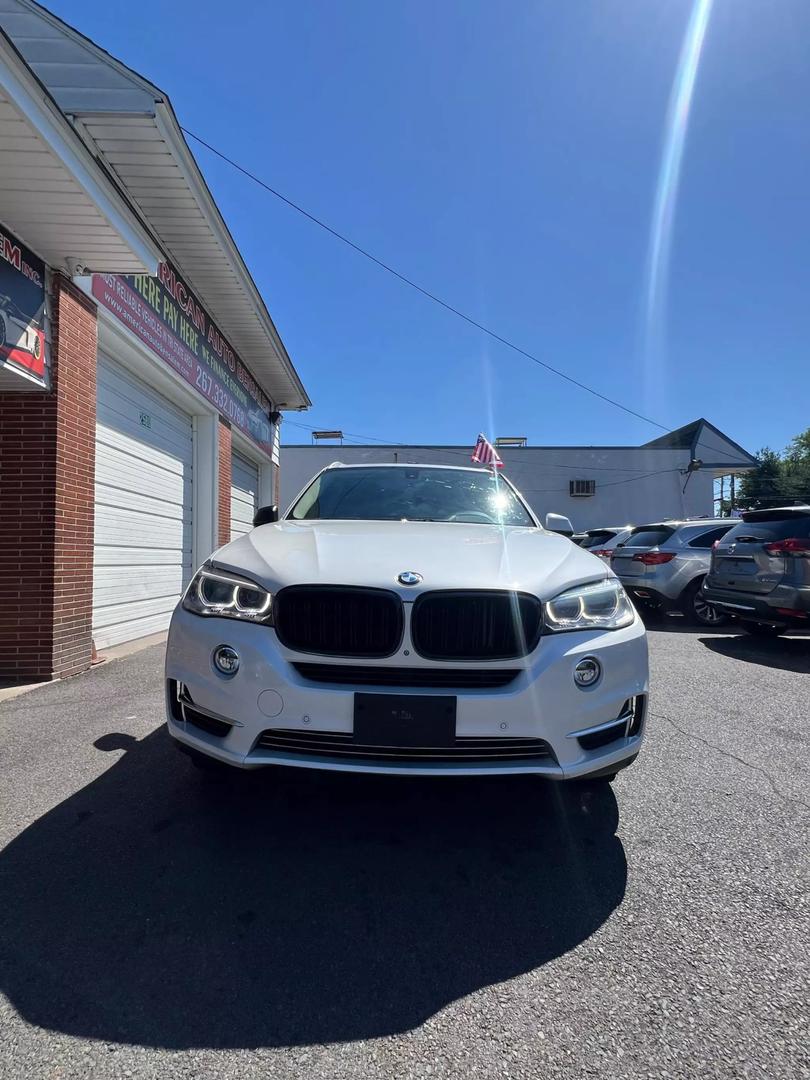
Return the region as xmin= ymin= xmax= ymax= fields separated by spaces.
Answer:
xmin=94 ymin=546 xmax=191 ymax=568
xmin=92 ymin=596 xmax=182 ymax=647
xmin=93 ymin=565 xmax=187 ymax=606
xmin=96 ymin=423 xmax=191 ymax=479
xmin=93 ymin=357 xmax=193 ymax=650
xmin=98 ymin=363 xmax=194 ymax=452
xmin=95 ymin=508 xmax=191 ymax=551
xmin=95 ymin=480 xmax=192 ymax=523
xmin=230 ymin=453 xmax=259 ymax=542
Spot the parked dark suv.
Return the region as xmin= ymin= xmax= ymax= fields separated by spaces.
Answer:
xmin=703 ymin=506 xmax=810 ymax=636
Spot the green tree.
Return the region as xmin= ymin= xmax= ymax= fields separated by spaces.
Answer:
xmin=735 ymin=429 xmax=810 ymax=509
xmin=781 ymin=427 xmax=810 ymax=503
xmin=737 ymin=447 xmax=786 ymax=509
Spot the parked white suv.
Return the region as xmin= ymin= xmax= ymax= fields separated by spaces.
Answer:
xmin=166 ymin=464 xmax=648 ymax=783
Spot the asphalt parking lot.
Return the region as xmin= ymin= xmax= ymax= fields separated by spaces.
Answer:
xmin=1 ymin=625 xmax=808 ymax=1080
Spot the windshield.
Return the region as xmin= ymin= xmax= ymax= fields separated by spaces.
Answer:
xmin=289 ymin=467 xmax=535 ymax=526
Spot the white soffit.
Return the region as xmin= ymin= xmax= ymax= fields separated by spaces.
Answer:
xmin=0 ymin=0 xmax=310 ymax=410
xmin=0 ymin=31 xmax=159 ymax=273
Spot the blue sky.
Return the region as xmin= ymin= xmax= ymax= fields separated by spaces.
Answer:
xmin=51 ymin=0 xmax=810 ymax=454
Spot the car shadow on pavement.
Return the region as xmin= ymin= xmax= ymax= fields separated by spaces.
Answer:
xmin=699 ymin=633 xmax=810 ymax=673
xmin=0 ymin=727 xmax=626 ymax=1050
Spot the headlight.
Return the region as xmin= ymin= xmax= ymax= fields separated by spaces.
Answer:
xmin=544 ymin=579 xmax=634 ymax=633
xmin=182 ymin=564 xmax=273 ymax=623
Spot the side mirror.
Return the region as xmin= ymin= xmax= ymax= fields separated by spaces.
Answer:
xmin=545 ymin=512 xmax=574 ymax=538
xmin=253 ymin=504 xmax=279 ymax=527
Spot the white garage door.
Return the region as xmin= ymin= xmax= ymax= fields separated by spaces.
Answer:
xmin=93 ymin=358 xmax=194 ymax=648
xmin=231 ymin=452 xmax=259 ymax=541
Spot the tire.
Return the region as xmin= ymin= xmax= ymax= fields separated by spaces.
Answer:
xmin=740 ymin=621 xmax=785 ymax=638
xmin=636 ymin=602 xmax=664 ymax=625
xmin=683 ymin=577 xmax=728 ymax=627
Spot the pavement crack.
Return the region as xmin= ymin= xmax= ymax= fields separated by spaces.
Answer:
xmin=652 ymin=710 xmax=810 ymax=812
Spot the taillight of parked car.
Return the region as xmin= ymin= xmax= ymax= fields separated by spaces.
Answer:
xmin=632 ymin=552 xmax=676 ymax=565
xmin=763 ymin=538 xmax=810 ymax=557
xmin=592 ymin=549 xmax=614 ymax=558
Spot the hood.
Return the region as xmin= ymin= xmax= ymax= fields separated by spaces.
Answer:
xmin=211 ymin=520 xmax=610 ymax=601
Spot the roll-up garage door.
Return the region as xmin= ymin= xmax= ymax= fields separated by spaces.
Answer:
xmin=93 ymin=358 xmax=194 ymax=648
xmin=231 ymin=452 xmax=259 ymax=541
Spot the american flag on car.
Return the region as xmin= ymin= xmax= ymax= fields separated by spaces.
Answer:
xmin=471 ymin=433 xmax=504 ymax=469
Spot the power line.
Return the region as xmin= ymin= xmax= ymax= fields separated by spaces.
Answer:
xmin=181 ymin=126 xmax=674 ymax=433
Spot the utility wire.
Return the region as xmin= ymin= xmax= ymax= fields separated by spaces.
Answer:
xmin=182 ymin=126 xmax=672 ymax=432
xmin=180 ymin=127 xmax=757 ymax=468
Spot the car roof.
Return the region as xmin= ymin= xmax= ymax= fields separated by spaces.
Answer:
xmin=586 ymin=525 xmax=633 ymax=533
xmin=324 ymin=462 xmax=487 ymax=473
xmin=741 ymin=505 xmax=810 ymax=520
xmin=631 ymin=519 xmax=730 ymax=529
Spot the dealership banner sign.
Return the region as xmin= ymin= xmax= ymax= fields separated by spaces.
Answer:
xmin=92 ymin=264 xmax=274 ymax=452
xmin=0 ymin=223 xmax=46 ymax=385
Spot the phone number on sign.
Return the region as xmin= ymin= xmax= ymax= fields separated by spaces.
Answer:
xmin=195 ymin=365 xmax=246 ymax=428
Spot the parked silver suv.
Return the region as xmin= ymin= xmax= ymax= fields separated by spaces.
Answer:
xmin=703 ymin=506 xmax=810 ymax=636
xmin=612 ymin=519 xmax=735 ymax=625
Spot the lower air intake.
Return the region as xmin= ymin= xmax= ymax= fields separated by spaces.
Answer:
xmin=256 ymin=728 xmax=554 ymax=764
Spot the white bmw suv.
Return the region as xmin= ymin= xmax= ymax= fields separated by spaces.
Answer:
xmin=166 ymin=464 xmax=648 ymax=783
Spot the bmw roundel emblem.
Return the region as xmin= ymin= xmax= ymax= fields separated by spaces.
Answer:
xmin=397 ymin=570 xmax=422 ymax=586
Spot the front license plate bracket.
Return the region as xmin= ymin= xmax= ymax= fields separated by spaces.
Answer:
xmin=353 ymin=693 xmax=457 ymax=747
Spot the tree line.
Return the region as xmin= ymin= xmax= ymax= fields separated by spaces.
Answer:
xmin=721 ymin=428 xmax=810 ymax=512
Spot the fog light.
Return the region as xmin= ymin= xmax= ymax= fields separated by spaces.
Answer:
xmin=213 ymin=645 xmax=240 ymax=675
xmin=574 ymin=657 xmax=601 ymax=687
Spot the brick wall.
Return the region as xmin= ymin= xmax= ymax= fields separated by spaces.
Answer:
xmin=0 ymin=275 xmax=98 ymax=681
xmin=217 ymin=418 xmax=232 ymax=547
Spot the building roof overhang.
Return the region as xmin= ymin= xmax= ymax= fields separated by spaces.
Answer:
xmin=2 ymin=0 xmax=310 ymax=410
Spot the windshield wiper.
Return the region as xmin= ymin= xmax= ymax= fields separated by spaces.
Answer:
xmin=730 ymin=535 xmax=767 ymax=543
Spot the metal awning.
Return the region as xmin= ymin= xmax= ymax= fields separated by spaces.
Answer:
xmin=0 ymin=0 xmax=310 ymax=410
xmin=0 ymin=31 xmax=160 ymax=277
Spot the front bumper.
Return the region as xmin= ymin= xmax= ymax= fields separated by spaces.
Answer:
xmin=165 ymin=605 xmax=649 ymax=779
xmin=702 ymin=583 xmax=810 ymax=627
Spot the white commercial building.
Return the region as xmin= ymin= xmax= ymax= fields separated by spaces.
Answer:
xmin=280 ymin=419 xmax=756 ymax=530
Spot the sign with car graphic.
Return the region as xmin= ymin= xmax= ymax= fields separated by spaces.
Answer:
xmin=0 ymin=223 xmax=46 ymax=386
xmin=92 ymin=262 xmax=274 ymax=453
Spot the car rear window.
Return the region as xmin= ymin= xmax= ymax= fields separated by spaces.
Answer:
xmin=624 ymin=526 xmax=675 ymax=548
xmin=724 ymin=514 xmax=810 ymax=543
xmin=581 ymin=530 xmax=615 ymax=548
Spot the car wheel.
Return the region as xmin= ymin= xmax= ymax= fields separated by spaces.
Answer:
xmin=740 ymin=621 xmax=785 ymax=638
xmin=635 ymin=601 xmax=664 ymax=625
xmin=684 ymin=578 xmax=727 ymax=627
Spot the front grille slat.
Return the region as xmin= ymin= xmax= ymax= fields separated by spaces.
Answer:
xmin=292 ymin=663 xmax=519 ymax=689
xmin=412 ymin=591 xmax=543 ymax=661
xmin=274 ymin=586 xmax=403 ymax=658
xmin=257 ymin=728 xmax=553 ymax=763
